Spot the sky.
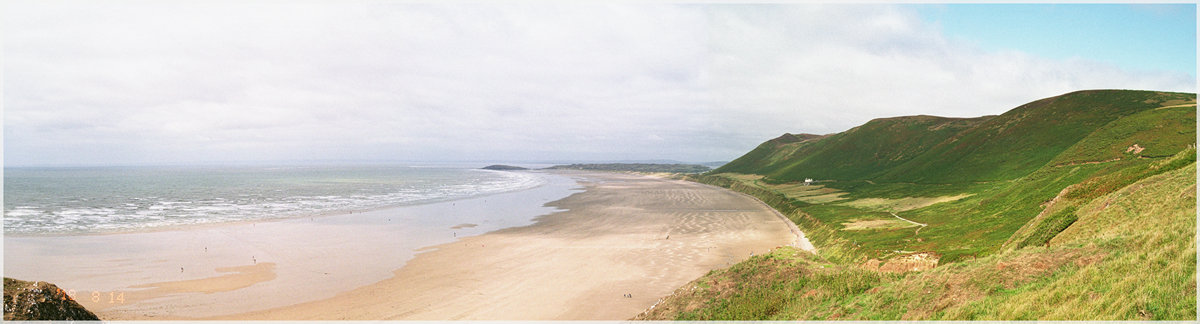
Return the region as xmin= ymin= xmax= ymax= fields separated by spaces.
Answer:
xmin=913 ymin=4 xmax=1196 ymax=75
xmin=3 ymin=2 xmax=1196 ymax=167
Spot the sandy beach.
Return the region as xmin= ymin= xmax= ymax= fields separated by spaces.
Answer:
xmin=5 ymin=171 xmax=807 ymax=320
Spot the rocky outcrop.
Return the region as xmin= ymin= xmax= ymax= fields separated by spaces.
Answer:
xmin=3 ymin=277 xmax=99 ymax=321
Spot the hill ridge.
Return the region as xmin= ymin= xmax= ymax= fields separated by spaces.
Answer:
xmin=715 ymin=89 xmax=1195 ymax=184
xmin=643 ymin=89 xmax=1197 ymax=320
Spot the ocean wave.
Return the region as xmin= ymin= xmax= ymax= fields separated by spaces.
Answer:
xmin=3 ymin=167 xmax=546 ymax=235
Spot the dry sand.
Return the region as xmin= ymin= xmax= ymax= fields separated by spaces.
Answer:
xmin=212 ymin=171 xmax=803 ymax=320
xmin=6 ymin=171 xmax=808 ymax=320
xmin=4 ymin=172 xmax=579 ymax=319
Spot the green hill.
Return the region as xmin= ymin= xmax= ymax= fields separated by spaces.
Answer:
xmin=639 ymin=89 xmax=1197 ymax=320
xmin=715 ymin=90 xmax=1193 ymax=183
xmin=713 ymin=132 xmax=826 ymax=175
xmin=718 ymin=116 xmax=990 ymax=181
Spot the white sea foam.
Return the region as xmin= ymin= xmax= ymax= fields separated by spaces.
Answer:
xmin=4 ymin=166 xmax=547 ymax=235
xmin=4 ymin=208 xmax=43 ymax=218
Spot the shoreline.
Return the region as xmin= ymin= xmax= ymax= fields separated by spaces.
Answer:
xmin=4 ymin=171 xmax=580 ymax=319
xmin=204 ymin=171 xmax=798 ymax=320
xmin=3 ymin=169 xmax=551 ymax=239
xmin=727 ymin=186 xmax=817 ymax=253
xmin=5 ymin=171 xmax=800 ymax=320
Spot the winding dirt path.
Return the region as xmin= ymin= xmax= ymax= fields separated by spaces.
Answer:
xmin=890 ymin=212 xmax=928 ymax=234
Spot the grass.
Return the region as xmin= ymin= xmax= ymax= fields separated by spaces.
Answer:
xmin=841 ymin=218 xmax=917 ymax=231
xmin=875 ymin=90 xmax=1194 ymax=183
xmin=1015 ymin=206 xmax=1078 ymax=249
xmin=944 ymin=162 xmax=1197 ymax=320
xmin=715 ymin=115 xmax=989 ymax=181
xmin=715 ymin=90 xmax=1194 ymax=184
xmin=650 ymin=90 xmax=1197 ymax=320
xmin=1064 ymin=147 xmax=1196 ymax=201
xmin=1050 ymin=103 xmax=1195 ymax=164
xmin=702 ymin=143 xmax=1191 ymax=265
xmin=643 ymin=164 xmax=1195 ymax=320
xmin=838 ymin=194 xmax=972 ymax=213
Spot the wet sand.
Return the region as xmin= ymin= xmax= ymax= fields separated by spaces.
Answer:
xmin=214 ymin=172 xmax=805 ymax=320
xmin=5 ymin=171 xmax=809 ymax=320
xmin=4 ymin=171 xmax=579 ymax=319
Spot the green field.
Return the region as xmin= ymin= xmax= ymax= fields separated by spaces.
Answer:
xmin=637 ymin=90 xmax=1197 ymax=320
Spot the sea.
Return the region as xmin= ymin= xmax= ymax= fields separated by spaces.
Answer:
xmin=3 ymin=164 xmax=547 ymax=236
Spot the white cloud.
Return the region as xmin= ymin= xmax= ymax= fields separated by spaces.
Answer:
xmin=3 ymin=3 xmax=1193 ymax=166
xmin=4 ymin=2 xmax=712 ymax=165
xmin=708 ymin=4 xmax=1195 ymax=149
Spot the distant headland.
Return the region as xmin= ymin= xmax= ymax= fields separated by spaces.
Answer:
xmin=481 ymin=165 xmax=529 ymax=171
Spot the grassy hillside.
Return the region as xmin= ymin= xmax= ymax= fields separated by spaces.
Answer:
xmin=712 ymin=133 xmax=826 ymax=176
xmin=715 ymin=116 xmax=989 ymax=181
xmin=639 ymin=163 xmax=1194 ymax=320
xmin=717 ymin=90 xmax=1193 ymax=184
xmin=638 ymin=89 xmax=1196 ymax=320
xmin=876 ymin=90 xmax=1191 ymax=183
xmin=1050 ymin=103 xmax=1197 ymax=164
